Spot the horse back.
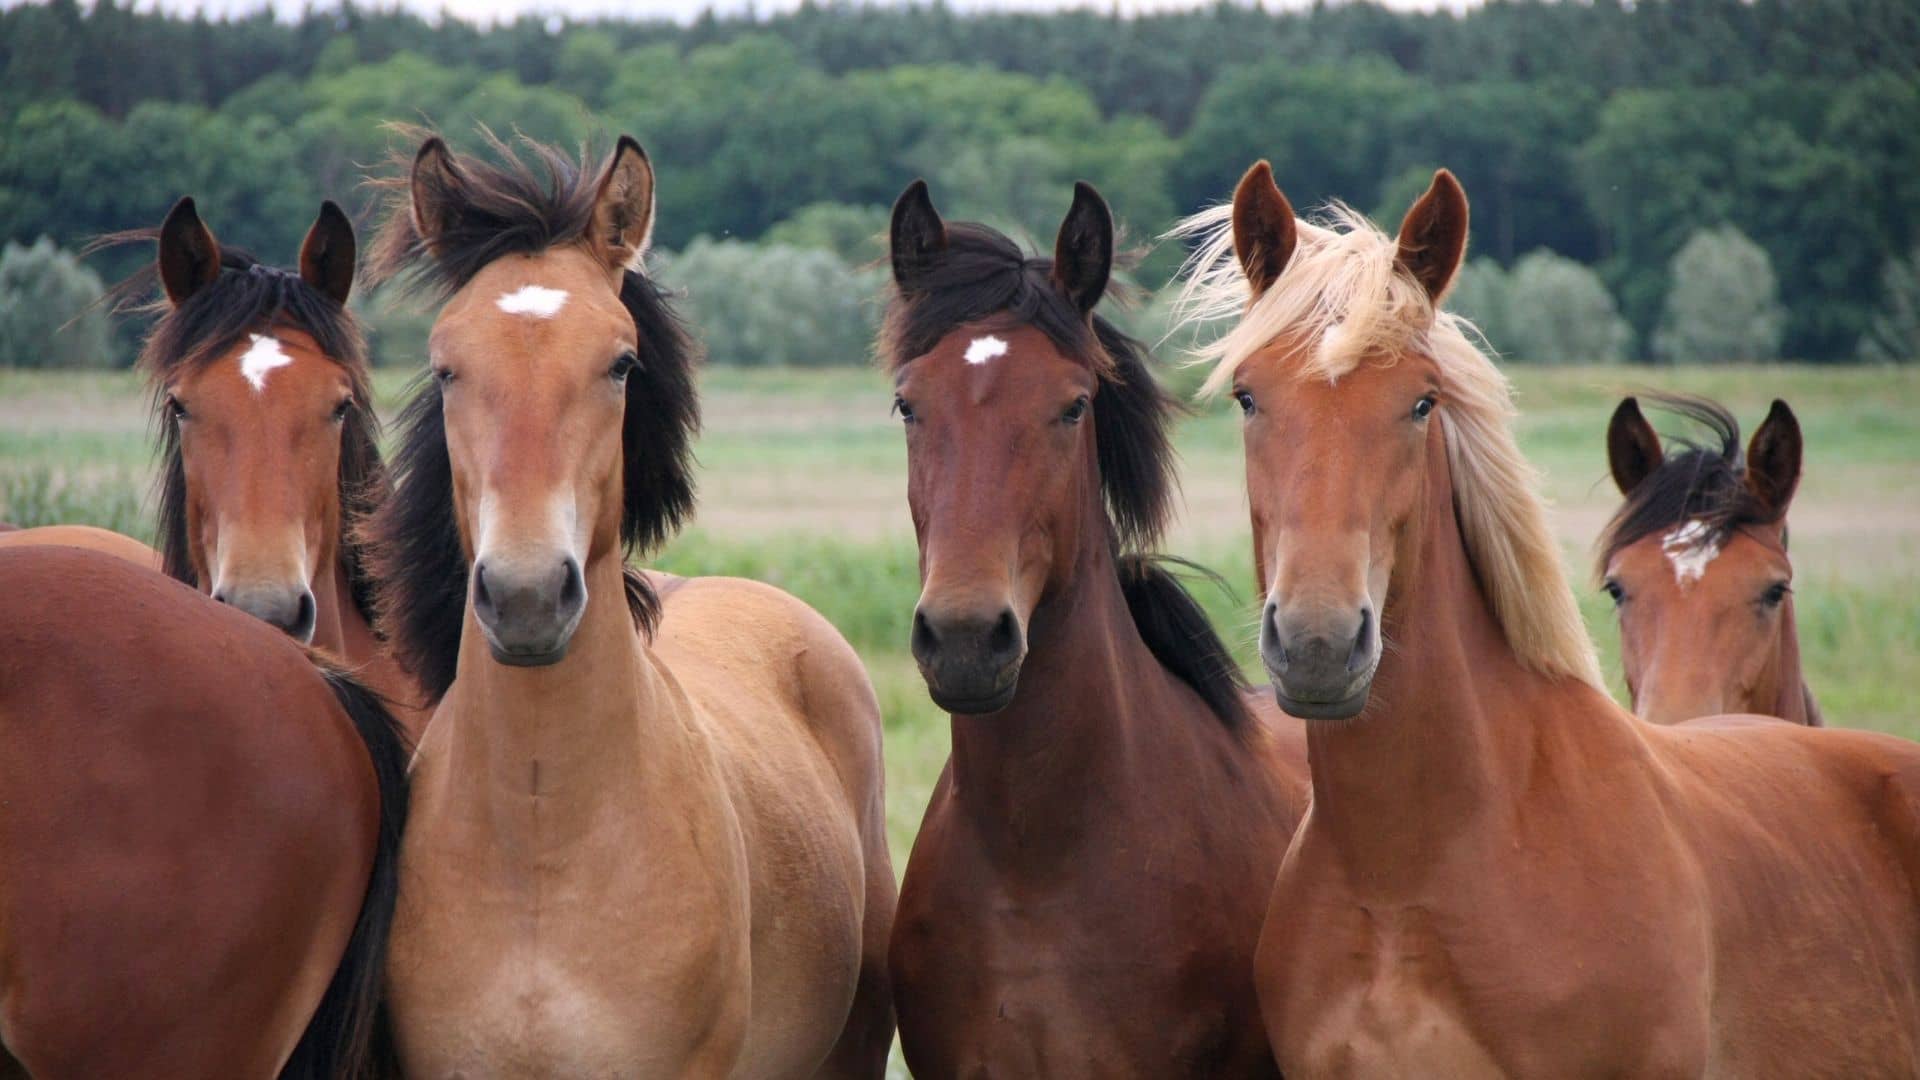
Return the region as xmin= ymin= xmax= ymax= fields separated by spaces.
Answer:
xmin=0 ymin=547 xmax=379 ymax=1077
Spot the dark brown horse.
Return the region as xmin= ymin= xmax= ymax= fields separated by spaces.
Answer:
xmin=1600 ymin=394 xmax=1821 ymax=724
xmin=882 ymin=179 xmax=1308 ymax=1076
xmin=0 ymin=546 xmax=408 ymax=1078
xmin=1175 ymin=160 xmax=1920 ymax=1076
xmin=0 ymin=199 xmax=429 ymax=735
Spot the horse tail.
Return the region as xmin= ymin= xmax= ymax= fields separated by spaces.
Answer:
xmin=281 ymin=666 xmax=412 ymax=1080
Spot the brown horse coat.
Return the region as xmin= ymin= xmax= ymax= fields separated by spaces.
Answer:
xmin=0 ymin=546 xmax=407 ymax=1078
xmin=1173 ymin=162 xmax=1920 ymax=1076
xmin=883 ymin=181 xmax=1307 ymax=1077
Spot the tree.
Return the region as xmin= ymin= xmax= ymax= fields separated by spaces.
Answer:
xmin=1858 ymin=245 xmax=1920 ymax=364
xmin=0 ymin=236 xmax=114 ymax=369
xmin=1446 ymin=257 xmax=1510 ymax=356
xmin=764 ymin=203 xmax=889 ymax=265
xmin=655 ymin=240 xmax=881 ymax=368
xmin=1502 ymin=250 xmax=1633 ymax=364
xmin=1654 ymin=226 xmax=1787 ymax=363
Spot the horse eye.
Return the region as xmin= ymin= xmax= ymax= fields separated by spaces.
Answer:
xmin=1412 ymin=394 xmax=1437 ymax=421
xmin=609 ymin=351 xmax=638 ymax=381
xmin=1761 ymin=582 xmax=1791 ymax=608
xmin=1061 ymin=396 xmax=1090 ymax=425
xmin=892 ymin=396 xmax=915 ymax=423
xmin=1233 ymin=389 xmax=1255 ymax=416
xmin=1603 ymin=579 xmax=1626 ymax=606
xmin=330 ymin=398 xmax=351 ymax=423
xmin=165 ymin=395 xmax=189 ymax=421
xmin=433 ymin=366 xmax=455 ymax=386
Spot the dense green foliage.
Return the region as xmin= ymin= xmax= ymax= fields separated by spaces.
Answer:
xmin=1654 ymin=225 xmax=1789 ymax=364
xmin=0 ymin=236 xmax=112 ymax=368
xmin=2 ymin=0 xmax=1916 ymax=362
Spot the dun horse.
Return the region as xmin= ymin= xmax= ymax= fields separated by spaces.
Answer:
xmin=0 ymin=546 xmax=408 ymax=1079
xmin=882 ymin=180 xmax=1307 ymax=1076
xmin=363 ymin=131 xmax=894 ymax=1076
xmin=1600 ymin=394 xmax=1821 ymax=724
xmin=1172 ymin=161 xmax=1920 ymax=1075
xmin=0 ymin=199 xmax=427 ymax=734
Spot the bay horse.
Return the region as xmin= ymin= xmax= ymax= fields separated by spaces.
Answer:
xmin=362 ymin=131 xmax=894 ymax=1077
xmin=1601 ymin=394 xmax=1821 ymax=725
xmin=0 ymin=198 xmax=428 ymax=736
xmin=0 ymin=545 xmax=408 ymax=1079
xmin=1171 ymin=161 xmax=1920 ymax=1075
xmin=882 ymin=179 xmax=1307 ymax=1076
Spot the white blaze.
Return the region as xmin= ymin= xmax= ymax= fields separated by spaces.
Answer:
xmin=964 ymin=335 xmax=1009 ymax=366
xmin=238 ymin=333 xmax=293 ymax=393
xmin=1661 ymin=519 xmax=1722 ymax=587
xmin=497 ymin=284 xmax=570 ymax=318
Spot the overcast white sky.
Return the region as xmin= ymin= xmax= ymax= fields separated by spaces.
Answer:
xmin=100 ymin=0 xmax=1477 ymax=28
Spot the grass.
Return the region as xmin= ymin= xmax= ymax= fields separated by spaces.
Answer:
xmin=3 ymin=362 xmax=1918 ymax=870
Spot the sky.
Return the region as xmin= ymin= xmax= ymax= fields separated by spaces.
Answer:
xmin=101 ymin=0 xmax=1478 ymax=28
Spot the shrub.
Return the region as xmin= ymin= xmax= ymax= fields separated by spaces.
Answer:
xmin=0 ymin=236 xmax=114 ymax=368
xmin=1653 ymin=225 xmax=1786 ymax=363
xmin=656 ymin=239 xmax=882 ymax=367
xmin=1502 ymin=250 xmax=1633 ymax=363
xmin=1858 ymin=244 xmax=1920 ymax=364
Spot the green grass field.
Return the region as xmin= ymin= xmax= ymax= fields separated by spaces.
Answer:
xmin=3 ymin=363 xmax=1917 ymax=871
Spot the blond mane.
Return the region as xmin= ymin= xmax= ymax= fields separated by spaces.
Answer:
xmin=1166 ymin=201 xmax=1603 ymax=689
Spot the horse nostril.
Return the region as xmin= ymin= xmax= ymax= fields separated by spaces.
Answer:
xmin=988 ymin=609 xmax=1020 ymax=659
xmin=213 ymin=590 xmax=230 ymax=606
xmin=472 ymin=561 xmax=497 ymax=622
xmin=1347 ymin=606 xmax=1374 ymax=673
xmin=558 ymin=557 xmax=584 ymax=612
xmin=1261 ymin=600 xmax=1289 ymax=670
xmin=910 ymin=609 xmax=939 ymax=659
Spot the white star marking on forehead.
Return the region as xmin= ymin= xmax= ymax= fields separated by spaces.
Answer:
xmin=1661 ymin=519 xmax=1722 ymax=587
xmin=964 ymin=335 xmax=1009 ymax=366
xmin=497 ymin=284 xmax=570 ymax=318
xmin=238 ymin=333 xmax=292 ymax=393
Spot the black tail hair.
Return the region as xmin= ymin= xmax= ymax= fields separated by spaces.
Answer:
xmin=1116 ymin=554 xmax=1251 ymax=731
xmin=281 ymin=667 xmax=412 ymax=1080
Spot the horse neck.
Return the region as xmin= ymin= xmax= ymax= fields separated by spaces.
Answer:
xmin=308 ymin=556 xmax=355 ymax=658
xmin=946 ymin=494 xmax=1172 ymax=850
xmin=437 ymin=549 xmax=692 ymax=844
xmin=1766 ymin=593 xmax=1819 ymax=725
xmin=1303 ymin=448 xmax=1608 ymax=887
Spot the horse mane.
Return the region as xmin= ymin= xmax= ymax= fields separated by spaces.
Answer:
xmin=1167 ymin=201 xmax=1604 ymax=690
xmin=86 ymin=231 xmax=385 ymax=622
xmin=1595 ymin=393 xmax=1783 ymax=578
xmin=361 ymin=131 xmax=699 ymax=702
xmin=879 ymin=219 xmax=1249 ymax=730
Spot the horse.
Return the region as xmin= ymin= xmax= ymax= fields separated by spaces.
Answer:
xmin=1599 ymin=394 xmax=1821 ymax=725
xmin=0 ymin=545 xmax=408 ymax=1079
xmin=1168 ymin=160 xmax=1920 ymax=1075
xmin=881 ymin=179 xmax=1308 ymax=1076
xmin=0 ymin=198 xmax=429 ymax=737
xmin=360 ymin=130 xmax=894 ymax=1077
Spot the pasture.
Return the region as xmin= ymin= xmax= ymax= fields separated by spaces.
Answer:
xmin=2 ymin=361 xmax=1916 ymax=867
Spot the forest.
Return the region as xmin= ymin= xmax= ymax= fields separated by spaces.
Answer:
xmin=2 ymin=0 xmax=1917 ymax=366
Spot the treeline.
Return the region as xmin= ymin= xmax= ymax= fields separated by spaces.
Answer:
xmin=2 ymin=0 xmax=1917 ymax=364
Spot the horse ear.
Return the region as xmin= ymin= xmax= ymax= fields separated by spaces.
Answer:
xmin=889 ymin=179 xmax=948 ymax=293
xmin=409 ymin=136 xmax=466 ymax=256
xmin=1231 ymin=160 xmax=1296 ymax=299
xmin=1746 ymin=399 xmax=1802 ymax=520
xmin=590 ymin=136 xmax=656 ymax=275
xmin=1394 ymin=168 xmax=1470 ymax=303
xmin=1052 ymin=181 xmax=1113 ymax=315
xmin=298 ymin=200 xmax=357 ymax=305
xmin=1607 ymin=397 xmax=1663 ymax=496
xmin=158 ymin=197 xmax=221 ymax=305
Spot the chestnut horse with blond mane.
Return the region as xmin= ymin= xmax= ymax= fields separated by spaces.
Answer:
xmin=0 ymin=545 xmax=408 ymax=1078
xmin=362 ymin=131 xmax=894 ymax=1077
xmin=1600 ymin=394 xmax=1821 ymax=725
xmin=882 ymin=180 xmax=1307 ymax=1076
xmin=0 ymin=199 xmax=428 ymax=735
xmin=1171 ymin=161 xmax=1920 ymax=1075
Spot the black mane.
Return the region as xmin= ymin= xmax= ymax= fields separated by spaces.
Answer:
xmin=89 ymin=232 xmax=384 ymax=620
xmin=1597 ymin=393 xmax=1783 ymax=575
xmin=362 ymin=132 xmax=699 ymax=702
xmin=880 ymin=219 xmax=1249 ymax=730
